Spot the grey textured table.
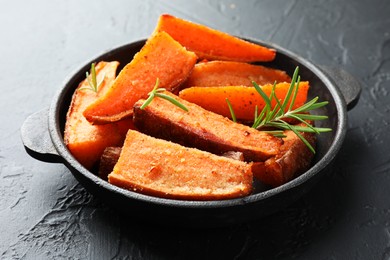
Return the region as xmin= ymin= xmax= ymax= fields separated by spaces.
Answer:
xmin=1 ymin=0 xmax=389 ymax=259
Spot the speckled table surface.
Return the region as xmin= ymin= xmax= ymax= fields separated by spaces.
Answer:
xmin=1 ymin=0 xmax=389 ymax=259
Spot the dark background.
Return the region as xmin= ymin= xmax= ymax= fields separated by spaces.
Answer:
xmin=1 ymin=0 xmax=389 ymax=259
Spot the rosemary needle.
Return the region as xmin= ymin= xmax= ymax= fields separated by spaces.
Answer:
xmin=226 ymin=98 xmax=237 ymax=122
xmin=140 ymin=78 xmax=188 ymax=111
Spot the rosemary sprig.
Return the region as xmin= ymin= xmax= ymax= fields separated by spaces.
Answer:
xmin=250 ymin=66 xmax=331 ymax=153
xmin=140 ymin=78 xmax=188 ymax=111
xmin=79 ymin=63 xmax=105 ymax=92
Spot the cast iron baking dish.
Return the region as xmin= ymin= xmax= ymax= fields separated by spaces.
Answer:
xmin=21 ymin=38 xmax=361 ymax=227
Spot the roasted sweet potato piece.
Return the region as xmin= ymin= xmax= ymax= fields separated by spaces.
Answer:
xmin=83 ymin=31 xmax=197 ymax=124
xmin=99 ymin=147 xmax=122 ymax=181
xmin=99 ymin=148 xmax=245 ymax=181
xmin=179 ymin=82 xmax=310 ymax=121
xmin=108 ymin=130 xmax=253 ymax=200
xmin=153 ymin=14 xmax=276 ymax=62
xmin=64 ymin=61 xmax=135 ymax=169
xmin=133 ymin=91 xmax=282 ymax=162
xmin=252 ymin=123 xmax=316 ymax=187
xmin=182 ymin=61 xmax=291 ymax=88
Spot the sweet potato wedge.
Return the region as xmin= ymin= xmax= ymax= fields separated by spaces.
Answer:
xmin=179 ymin=82 xmax=310 ymax=121
xmin=182 ymin=61 xmax=291 ymax=88
xmin=83 ymin=31 xmax=197 ymax=124
xmin=252 ymin=123 xmax=316 ymax=187
xmin=133 ymin=91 xmax=282 ymax=162
xmin=98 ymin=148 xmax=244 ymax=181
xmin=64 ymin=61 xmax=133 ymax=169
xmin=153 ymin=14 xmax=276 ymax=62
xmin=108 ymin=130 xmax=253 ymax=200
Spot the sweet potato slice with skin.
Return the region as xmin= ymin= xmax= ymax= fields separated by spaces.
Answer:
xmin=182 ymin=61 xmax=291 ymax=89
xmin=99 ymin=148 xmax=243 ymax=181
xmin=153 ymin=14 xmax=276 ymax=62
xmin=252 ymin=123 xmax=316 ymax=187
xmin=133 ymin=91 xmax=282 ymax=162
xmin=179 ymin=82 xmax=310 ymax=121
xmin=108 ymin=130 xmax=253 ymax=200
xmin=64 ymin=61 xmax=134 ymax=169
xmin=83 ymin=31 xmax=197 ymax=124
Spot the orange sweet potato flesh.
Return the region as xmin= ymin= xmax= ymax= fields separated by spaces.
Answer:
xmin=83 ymin=31 xmax=197 ymax=124
xmin=182 ymin=61 xmax=291 ymax=88
xmin=179 ymin=81 xmax=310 ymax=121
xmin=252 ymin=123 xmax=316 ymax=187
xmin=133 ymin=91 xmax=282 ymax=162
xmin=108 ymin=130 xmax=253 ymax=200
xmin=64 ymin=61 xmax=134 ymax=169
xmin=153 ymin=14 xmax=276 ymax=62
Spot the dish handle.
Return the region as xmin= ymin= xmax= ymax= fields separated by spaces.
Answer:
xmin=319 ymin=66 xmax=361 ymax=111
xmin=21 ymin=108 xmax=63 ymax=163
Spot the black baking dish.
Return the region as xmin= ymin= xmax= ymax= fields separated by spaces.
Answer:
xmin=21 ymin=38 xmax=361 ymax=227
